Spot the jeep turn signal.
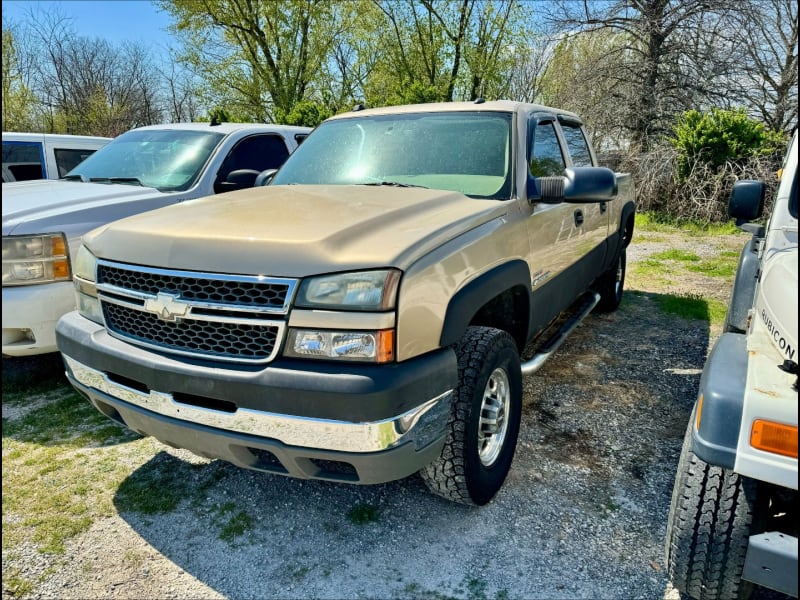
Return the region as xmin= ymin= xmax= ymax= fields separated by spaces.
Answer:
xmin=750 ymin=419 xmax=798 ymax=458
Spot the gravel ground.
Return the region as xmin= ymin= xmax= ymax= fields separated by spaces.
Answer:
xmin=2 ymin=230 xmax=791 ymax=600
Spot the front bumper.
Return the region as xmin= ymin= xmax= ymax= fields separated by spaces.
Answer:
xmin=2 ymin=281 xmax=75 ymax=356
xmin=57 ymin=311 xmax=457 ymax=484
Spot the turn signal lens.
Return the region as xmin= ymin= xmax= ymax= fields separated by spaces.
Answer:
xmin=750 ymin=420 xmax=798 ymax=458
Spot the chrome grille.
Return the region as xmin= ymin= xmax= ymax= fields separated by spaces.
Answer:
xmin=96 ymin=260 xmax=297 ymax=364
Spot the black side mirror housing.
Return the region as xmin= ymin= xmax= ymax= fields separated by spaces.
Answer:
xmin=729 ymin=180 xmax=765 ymax=222
xmin=530 ymin=167 xmax=617 ymax=204
xmin=218 ymin=168 xmax=261 ymax=192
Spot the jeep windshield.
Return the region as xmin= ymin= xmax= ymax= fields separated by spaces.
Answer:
xmin=64 ymin=129 xmax=225 ymax=192
xmin=271 ymin=111 xmax=513 ymax=199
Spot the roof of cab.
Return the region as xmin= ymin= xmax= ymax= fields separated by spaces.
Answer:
xmin=127 ymin=122 xmax=312 ymax=135
xmin=325 ymin=100 xmax=583 ymax=123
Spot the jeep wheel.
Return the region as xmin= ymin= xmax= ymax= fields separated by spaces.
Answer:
xmin=594 ymin=249 xmax=626 ymax=312
xmin=665 ymin=417 xmax=758 ymax=600
xmin=420 ymin=326 xmax=522 ymax=506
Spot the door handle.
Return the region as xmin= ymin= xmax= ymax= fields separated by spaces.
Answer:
xmin=574 ymin=209 xmax=584 ymax=227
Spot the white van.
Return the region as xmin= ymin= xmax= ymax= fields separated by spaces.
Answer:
xmin=2 ymin=132 xmax=112 ymax=183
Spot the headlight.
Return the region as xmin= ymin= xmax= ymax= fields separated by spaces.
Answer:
xmin=2 ymin=233 xmax=71 ymax=286
xmin=284 ymin=328 xmax=395 ymax=363
xmin=295 ymin=269 xmax=401 ymax=310
xmin=72 ymin=245 xmax=102 ymax=324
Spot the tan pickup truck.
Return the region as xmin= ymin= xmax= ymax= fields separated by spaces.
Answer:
xmin=56 ymin=100 xmax=636 ymax=506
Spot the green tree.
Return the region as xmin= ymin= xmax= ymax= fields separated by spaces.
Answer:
xmin=1 ymin=28 xmax=38 ymax=131
xmin=161 ymin=0 xmax=358 ymax=123
xmin=670 ymin=108 xmax=786 ymax=179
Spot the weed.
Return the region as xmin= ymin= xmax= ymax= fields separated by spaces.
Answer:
xmin=3 ymin=568 xmax=34 ymax=598
xmin=219 ymin=510 xmax=254 ymax=543
xmin=466 ymin=577 xmax=488 ymax=600
xmin=347 ymin=502 xmax=380 ymax=524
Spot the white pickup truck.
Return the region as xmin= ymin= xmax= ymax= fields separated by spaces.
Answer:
xmin=2 ymin=121 xmax=310 ymax=357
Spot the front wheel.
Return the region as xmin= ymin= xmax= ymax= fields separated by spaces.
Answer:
xmin=420 ymin=326 xmax=522 ymax=506
xmin=665 ymin=417 xmax=758 ymax=599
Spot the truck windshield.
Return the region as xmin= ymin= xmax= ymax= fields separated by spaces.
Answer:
xmin=272 ymin=111 xmax=513 ymax=199
xmin=64 ymin=129 xmax=225 ymax=192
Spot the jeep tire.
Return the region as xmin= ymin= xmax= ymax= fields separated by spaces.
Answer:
xmin=420 ymin=326 xmax=522 ymax=506
xmin=665 ymin=417 xmax=759 ymax=600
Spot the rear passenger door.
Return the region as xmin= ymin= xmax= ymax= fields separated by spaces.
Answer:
xmin=2 ymin=140 xmax=45 ymax=181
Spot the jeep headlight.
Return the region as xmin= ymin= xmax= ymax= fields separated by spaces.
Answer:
xmin=2 ymin=233 xmax=71 ymax=286
xmin=295 ymin=269 xmax=401 ymax=311
xmin=73 ymin=245 xmax=103 ymax=324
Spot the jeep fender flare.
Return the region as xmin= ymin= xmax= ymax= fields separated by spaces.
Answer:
xmin=439 ymin=260 xmax=532 ymax=349
xmin=691 ymin=332 xmax=748 ymax=469
xmin=725 ymin=237 xmax=761 ymax=332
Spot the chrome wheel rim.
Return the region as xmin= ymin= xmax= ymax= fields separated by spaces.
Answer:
xmin=478 ymin=367 xmax=510 ymax=466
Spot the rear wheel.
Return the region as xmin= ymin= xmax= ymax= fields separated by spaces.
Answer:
xmin=594 ymin=248 xmax=626 ymax=312
xmin=420 ymin=326 xmax=522 ymax=506
xmin=665 ymin=417 xmax=758 ymax=600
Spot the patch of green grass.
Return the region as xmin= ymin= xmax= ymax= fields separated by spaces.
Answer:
xmin=654 ymin=293 xmax=727 ymax=324
xmin=2 ymin=568 xmax=35 ymax=598
xmin=347 ymin=502 xmax=380 ymax=524
xmin=635 ymin=211 xmax=740 ymax=235
xmin=686 ymin=258 xmax=737 ymax=278
xmin=114 ymin=458 xmax=189 ymax=514
xmin=218 ymin=509 xmax=254 ymax=544
xmin=2 ymin=391 xmax=133 ymax=447
xmin=649 ymin=249 xmax=701 ymax=262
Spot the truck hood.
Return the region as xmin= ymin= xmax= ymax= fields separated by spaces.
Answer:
xmin=755 ymin=249 xmax=798 ymax=363
xmin=85 ymin=185 xmax=510 ymax=277
xmin=2 ymin=179 xmax=167 ymax=236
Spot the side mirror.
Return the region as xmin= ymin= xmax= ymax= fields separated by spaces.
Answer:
xmin=219 ymin=168 xmax=261 ymax=192
xmin=530 ymin=167 xmax=617 ymax=204
xmin=729 ymin=180 xmax=765 ymax=221
xmin=254 ymin=168 xmax=278 ymax=187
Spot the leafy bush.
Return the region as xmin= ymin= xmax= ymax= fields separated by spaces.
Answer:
xmin=670 ymin=108 xmax=786 ymax=180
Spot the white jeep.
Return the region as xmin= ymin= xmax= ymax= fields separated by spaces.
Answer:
xmin=665 ymin=130 xmax=798 ymax=599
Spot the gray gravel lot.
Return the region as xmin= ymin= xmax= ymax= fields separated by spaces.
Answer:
xmin=3 ymin=232 xmax=791 ymax=600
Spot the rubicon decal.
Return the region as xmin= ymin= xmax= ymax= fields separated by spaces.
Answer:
xmin=762 ymin=308 xmax=796 ymax=361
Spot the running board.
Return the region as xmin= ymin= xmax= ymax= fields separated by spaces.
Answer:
xmin=521 ymin=291 xmax=601 ymax=376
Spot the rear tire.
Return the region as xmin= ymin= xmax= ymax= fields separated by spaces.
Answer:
xmin=420 ymin=326 xmax=522 ymax=506
xmin=594 ymin=249 xmax=626 ymax=312
xmin=665 ymin=417 xmax=758 ymax=600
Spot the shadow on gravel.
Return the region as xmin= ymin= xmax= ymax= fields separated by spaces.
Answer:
xmin=2 ymin=352 xmax=67 ymax=394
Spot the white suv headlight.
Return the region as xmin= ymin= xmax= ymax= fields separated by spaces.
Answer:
xmin=295 ymin=269 xmax=401 ymax=311
xmin=2 ymin=233 xmax=71 ymax=286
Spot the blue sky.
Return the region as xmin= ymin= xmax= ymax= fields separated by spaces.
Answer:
xmin=2 ymin=0 xmax=174 ymax=51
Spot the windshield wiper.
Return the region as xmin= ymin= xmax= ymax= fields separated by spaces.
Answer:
xmin=363 ymin=181 xmax=428 ymax=189
xmin=63 ymin=174 xmax=87 ymax=182
xmin=89 ymin=177 xmax=144 ymax=186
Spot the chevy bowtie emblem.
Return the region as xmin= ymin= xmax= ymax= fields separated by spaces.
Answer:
xmin=144 ymin=292 xmax=189 ymax=322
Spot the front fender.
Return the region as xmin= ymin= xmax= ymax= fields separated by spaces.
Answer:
xmin=692 ymin=332 xmax=748 ymax=469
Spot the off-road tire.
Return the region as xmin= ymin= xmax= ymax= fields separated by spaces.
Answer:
xmin=420 ymin=326 xmax=522 ymax=506
xmin=594 ymin=249 xmax=626 ymax=313
xmin=665 ymin=416 xmax=758 ymax=600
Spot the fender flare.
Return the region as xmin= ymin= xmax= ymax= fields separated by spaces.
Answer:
xmin=692 ymin=332 xmax=747 ymax=469
xmin=439 ymin=260 xmax=532 ymax=348
xmin=725 ymin=236 xmax=761 ymax=332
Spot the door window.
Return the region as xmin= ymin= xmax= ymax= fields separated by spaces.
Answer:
xmin=216 ymin=135 xmax=290 ymax=189
xmin=529 ymin=122 xmax=565 ymax=177
xmin=559 ymin=121 xmax=593 ymax=167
